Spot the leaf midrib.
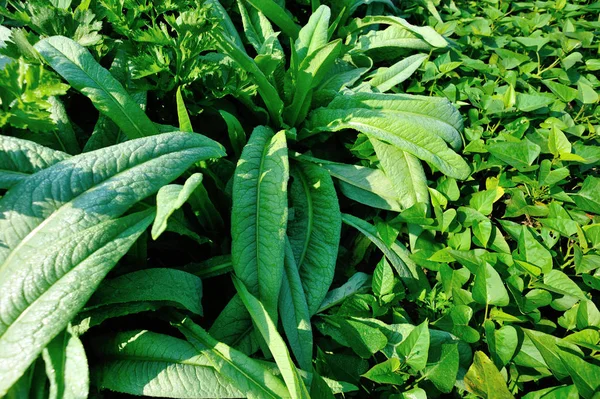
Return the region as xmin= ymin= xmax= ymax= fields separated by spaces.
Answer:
xmin=255 ymin=136 xmax=271 ymax=305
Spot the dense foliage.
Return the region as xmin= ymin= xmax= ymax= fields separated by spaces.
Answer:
xmin=0 ymin=0 xmax=599 ymax=398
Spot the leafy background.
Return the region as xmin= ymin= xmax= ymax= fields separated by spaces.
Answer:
xmin=0 ymin=0 xmax=599 ymax=398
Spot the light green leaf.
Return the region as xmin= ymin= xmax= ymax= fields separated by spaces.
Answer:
xmin=0 ymin=132 xmax=224 ymax=393
xmin=152 ymin=173 xmax=204 ymax=240
xmin=86 ymin=268 xmax=203 ymax=315
xmin=396 ymin=320 xmax=430 ymax=371
xmin=219 ymin=110 xmax=246 ymax=158
xmin=209 ymin=295 xmax=258 ymax=355
xmin=306 ymin=92 xmax=469 ymax=179
xmin=371 ymin=138 xmax=429 ymax=209
xmin=515 ymin=226 xmax=553 ymax=274
xmin=361 ymin=358 xmax=406 ymax=385
xmin=245 ymin=0 xmax=301 ymax=39
xmin=94 ymin=330 xmax=244 ymax=398
xmin=487 ymin=140 xmax=540 ymax=171
xmin=0 ymin=135 xmax=69 ymax=189
xmin=42 ymin=326 xmax=89 ymax=399
xmin=295 ymin=5 xmax=330 ymax=62
xmin=47 ymin=96 xmax=80 ymax=155
xmin=232 ymin=126 xmax=289 ymax=323
xmin=422 ymin=343 xmax=459 ymax=393
xmin=234 ymin=277 xmax=311 ymax=399
xmin=369 ymin=53 xmax=428 ymax=92
xmin=317 ymin=272 xmax=371 ymax=313
xmin=556 ymin=345 xmax=600 ymax=399
xmin=288 ymin=162 xmax=341 ymax=315
xmin=473 ymin=263 xmax=510 ymax=307
xmin=464 ymin=351 xmax=514 ymax=399
xmin=34 ymin=36 xmax=159 ymax=139
xmin=279 ymin=239 xmax=313 ymax=371
xmin=176 ymin=87 xmax=193 ymax=133
xmin=571 ymin=176 xmax=600 ymax=214
xmin=176 ymin=316 xmax=290 ymax=398
xmin=372 ymin=257 xmax=395 ymax=297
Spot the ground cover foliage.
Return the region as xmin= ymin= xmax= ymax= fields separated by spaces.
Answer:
xmin=0 ymin=0 xmax=599 ymax=398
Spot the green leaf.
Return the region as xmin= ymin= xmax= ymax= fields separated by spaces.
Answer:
xmin=514 ymin=226 xmax=553 ymax=274
xmin=432 ymin=305 xmax=480 ymax=343
xmin=219 ymin=110 xmax=246 ymax=158
xmin=47 ymin=96 xmax=80 ymax=155
xmin=369 ymin=53 xmax=428 ymax=92
xmin=152 ymin=173 xmax=204 ymax=240
xmin=209 ymin=295 xmax=258 ymax=355
xmin=317 ymin=272 xmax=371 ymax=313
xmin=34 ymin=36 xmax=159 ymax=139
xmin=522 ymin=328 xmax=583 ymax=380
xmin=279 ymin=239 xmax=313 ymax=371
xmin=464 ymin=351 xmax=514 ymax=399
xmin=72 ymin=302 xmax=164 ymax=337
xmin=515 ymin=93 xmax=554 ymax=112
xmin=176 ymin=87 xmax=193 ymax=133
xmin=42 ymin=325 xmax=89 ymax=399
xmin=325 ymin=316 xmax=388 ymax=358
xmin=571 ymin=176 xmax=600 ymax=215
xmin=284 ymin=39 xmax=342 ymax=126
xmin=556 ymin=345 xmax=600 ymax=399
xmin=175 ymin=315 xmax=290 ymax=398
xmin=342 ymin=213 xmax=427 ymax=293
xmin=422 ymin=343 xmax=459 ymax=393
xmin=234 ymin=276 xmax=311 ymax=399
xmin=94 ymin=330 xmax=244 ymax=398
xmin=0 ymin=132 xmax=224 ymax=393
xmin=0 ymin=134 xmax=69 ymax=189
xmin=361 ymin=358 xmax=406 ymax=385
xmin=86 ymin=268 xmax=204 ymax=315
xmin=541 ymin=270 xmax=586 ymax=300
xmin=306 ymin=92 xmax=469 ymax=180
xmin=295 ymin=5 xmax=330 ymax=63
xmin=371 ymin=137 xmax=429 ymax=209
xmin=244 ymin=0 xmax=301 ymax=39
xmin=542 ymin=80 xmax=578 ymax=102
xmin=487 ymin=140 xmax=540 ymax=171
xmin=485 ymin=322 xmax=518 ymax=368
xmin=473 ymin=263 xmax=510 ymax=307
xmin=396 ymin=320 xmax=430 ymax=371
xmin=372 ymin=257 xmax=394 ymax=297
xmin=288 ymin=161 xmax=341 ymax=315
xmin=232 ymin=126 xmax=289 ymax=323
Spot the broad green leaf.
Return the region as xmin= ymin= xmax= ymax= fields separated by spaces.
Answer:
xmin=152 ymin=173 xmax=204 ymax=240
xmin=85 ymin=268 xmax=203 ymax=315
xmin=72 ymin=302 xmax=163 ymax=336
xmin=0 ymin=132 xmax=224 ymax=393
xmin=543 ymin=80 xmax=578 ymax=102
xmin=422 ymin=343 xmax=459 ymax=393
xmin=432 ymin=305 xmax=480 ymax=343
xmin=309 ymin=368 xmax=336 ymax=398
xmin=206 ymin=0 xmax=245 ymax=48
xmin=175 ymin=314 xmax=291 ymax=399
xmin=515 ymin=93 xmax=554 ymax=112
xmin=372 ymin=257 xmax=394 ymax=297
xmin=0 ymin=135 xmax=69 ymax=189
xmin=571 ymin=176 xmax=600 ymax=214
xmin=317 ymin=272 xmax=371 ymax=313
xmin=541 ymin=269 xmax=586 ymax=300
xmin=321 ymin=316 xmax=388 ymax=358
xmin=288 ymin=161 xmax=341 ymax=315
xmin=42 ymin=326 xmax=89 ymax=399
xmin=361 ymin=358 xmax=406 ymax=385
xmin=284 ymin=39 xmax=342 ymax=126
xmin=94 ymin=330 xmax=244 ymax=398
xmin=279 ymin=239 xmax=313 ymax=371
xmin=176 ymin=87 xmax=193 ymax=133
xmin=556 ymin=345 xmax=600 ymax=399
xmin=245 ymin=0 xmax=301 ymax=39
xmin=343 ymin=16 xmax=448 ymax=48
xmin=522 ymin=328 xmax=583 ymax=380
xmin=522 ymin=385 xmax=579 ymax=399
xmin=295 ymin=5 xmax=330 ymax=62
xmin=396 ymin=320 xmax=430 ymax=371
xmin=306 ymin=92 xmax=469 ymax=179
xmin=485 ymin=322 xmax=518 ymax=368
xmin=35 ymin=36 xmax=159 ymax=139
xmin=234 ymin=277 xmax=311 ymax=399
xmin=514 ymin=226 xmax=553 ymax=274
xmin=371 ymin=138 xmax=429 ymax=209
xmin=473 ymin=263 xmax=510 ymax=306
xmin=232 ymin=126 xmax=289 ymax=324
xmin=369 ymin=53 xmax=428 ymax=92
xmin=464 ymin=351 xmax=514 ymax=399
xmin=342 ymin=213 xmax=427 ymax=292
xmin=487 ymin=140 xmax=540 ymax=171
xmin=298 ymin=154 xmax=402 ymax=211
